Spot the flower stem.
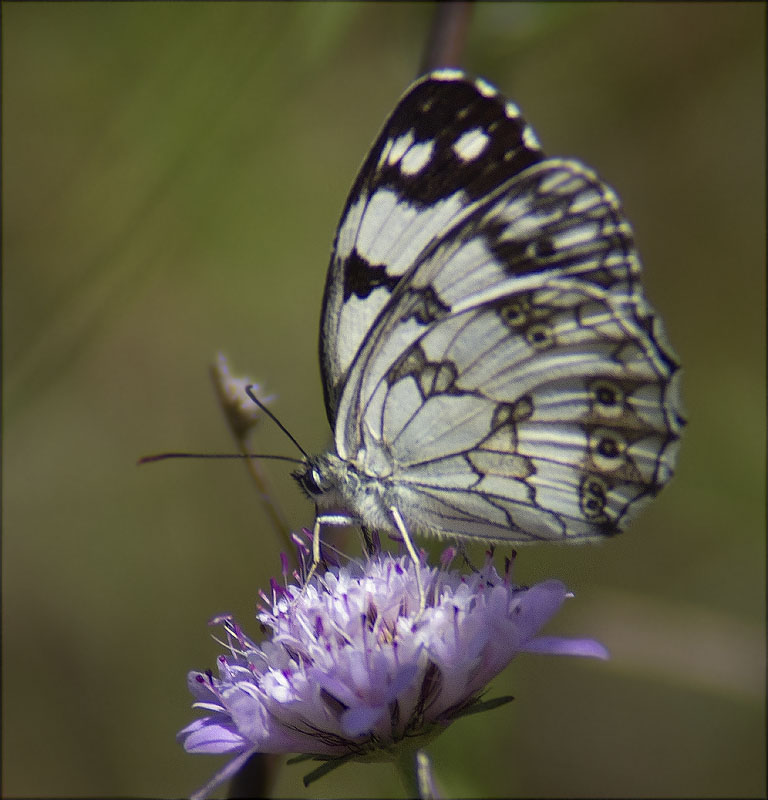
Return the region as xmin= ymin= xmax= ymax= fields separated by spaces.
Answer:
xmin=394 ymin=745 xmax=421 ymax=799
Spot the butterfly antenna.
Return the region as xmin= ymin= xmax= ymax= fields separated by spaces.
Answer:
xmin=245 ymin=385 xmax=310 ymax=459
xmin=138 ymin=452 xmax=304 ymax=466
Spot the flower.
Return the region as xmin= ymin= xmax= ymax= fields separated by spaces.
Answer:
xmin=179 ymin=547 xmax=608 ymax=799
xmin=210 ymin=353 xmax=274 ymax=438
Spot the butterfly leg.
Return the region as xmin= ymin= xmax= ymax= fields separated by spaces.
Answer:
xmin=389 ymin=506 xmax=426 ymax=615
xmin=360 ymin=525 xmax=378 ymax=557
xmin=304 ymin=512 xmax=356 ymax=588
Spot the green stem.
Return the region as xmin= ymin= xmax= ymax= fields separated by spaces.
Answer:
xmin=394 ymin=745 xmax=421 ymax=799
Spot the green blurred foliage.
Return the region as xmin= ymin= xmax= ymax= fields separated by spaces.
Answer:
xmin=2 ymin=3 xmax=764 ymax=798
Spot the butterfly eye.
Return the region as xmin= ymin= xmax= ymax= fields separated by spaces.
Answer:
xmin=311 ymin=469 xmax=325 ymax=491
xmin=301 ymin=470 xmax=323 ymax=496
xmin=292 ymin=465 xmax=326 ymax=497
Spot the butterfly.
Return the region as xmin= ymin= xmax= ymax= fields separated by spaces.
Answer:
xmin=292 ymin=69 xmax=684 ymax=571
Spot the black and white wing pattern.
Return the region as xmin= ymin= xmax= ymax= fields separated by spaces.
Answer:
xmin=297 ymin=69 xmax=684 ymax=545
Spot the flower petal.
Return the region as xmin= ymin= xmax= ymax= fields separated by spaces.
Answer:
xmin=181 ymin=719 xmax=246 ymax=754
xmin=522 ymin=635 xmax=610 ymax=659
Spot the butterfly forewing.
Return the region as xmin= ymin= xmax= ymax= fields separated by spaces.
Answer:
xmin=320 ymin=70 xmax=544 ymax=424
xmin=312 ymin=70 xmax=683 ymax=546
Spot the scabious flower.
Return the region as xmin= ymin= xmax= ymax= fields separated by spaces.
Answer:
xmin=179 ymin=544 xmax=608 ymax=799
xmin=210 ymin=353 xmax=274 ymax=437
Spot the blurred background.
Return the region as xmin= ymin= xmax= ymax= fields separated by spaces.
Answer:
xmin=2 ymin=3 xmax=764 ymax=798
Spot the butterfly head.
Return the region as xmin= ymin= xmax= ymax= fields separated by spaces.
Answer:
xmin=291 ymin=451 xmax=360 ymax=510
xmin=292 ymin=455 xmax=332 ymax=499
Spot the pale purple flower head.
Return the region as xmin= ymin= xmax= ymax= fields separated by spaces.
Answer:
xmin=179 ymin=546 xmax=607 ymax=799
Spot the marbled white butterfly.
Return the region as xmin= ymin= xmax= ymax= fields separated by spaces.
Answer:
xmin=293 ymin=69 xmax=684 ymax=564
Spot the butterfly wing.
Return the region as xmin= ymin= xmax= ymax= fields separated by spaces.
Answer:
xmin=320 ymin=72 xmax=683 ymax=543
xmin=319 ymin=70 xmax=544 ymax=424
